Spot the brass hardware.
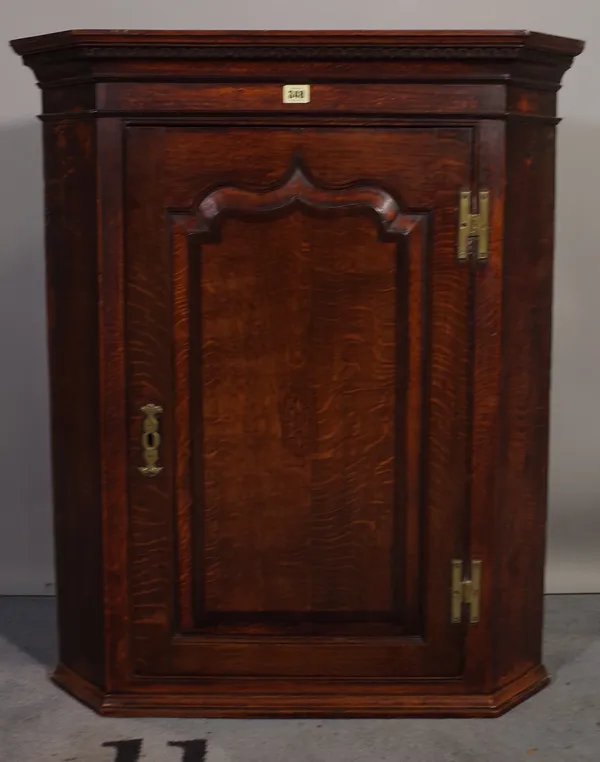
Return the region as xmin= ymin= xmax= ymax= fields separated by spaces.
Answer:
xmin=282 ymin=84 xmax=311 ymax=103
xmin=457 ymin=191 xmax=471 ymax=261
xmin=451 ymin=559 xmax=464 ymax=623
xmin=138 ymin=403 xmax=164 ymax=477
xmin=451 ymin=559 xmax=482 ymax=624
xmin=457 ymin=189 xmax=490 ymax=263
xmin=476 ymin=192 xmax=490 ymax=261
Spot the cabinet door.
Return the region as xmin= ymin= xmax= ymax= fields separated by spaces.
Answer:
xmin=125 ymin=125 xmax=473 ymax=681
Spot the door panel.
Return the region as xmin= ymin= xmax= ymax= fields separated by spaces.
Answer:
xmin=125 ymin=126 xmax=473 ymax=679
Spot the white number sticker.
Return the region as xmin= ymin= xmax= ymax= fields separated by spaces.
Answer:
xmin=282 ymin=85 xmax=311 ymax=104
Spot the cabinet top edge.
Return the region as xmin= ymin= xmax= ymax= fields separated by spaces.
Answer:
xmin=10 ymin=29 xmax=585 ymax=60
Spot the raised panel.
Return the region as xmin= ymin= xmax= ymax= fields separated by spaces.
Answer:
xmin=199 ymin=212 xmax=398 ymax=619
xmin=169 ymin=162 xmax=428 ymax=634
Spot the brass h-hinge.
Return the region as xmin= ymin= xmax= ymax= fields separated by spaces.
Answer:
xmin=457 ymin=190 xmax=490 ymax=263
xmin=451 ymin=559 xmax=482 ymax=624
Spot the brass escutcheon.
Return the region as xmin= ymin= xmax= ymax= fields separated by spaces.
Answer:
xmin=138 ymin=403 xmax=164 ymax=477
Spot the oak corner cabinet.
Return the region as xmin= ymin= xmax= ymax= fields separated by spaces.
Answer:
xmin=11 ymin=29 xmax=583 ymax=718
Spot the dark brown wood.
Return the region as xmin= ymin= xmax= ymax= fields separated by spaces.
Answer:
xmin=494 ymin=119 xmax=558 ymax=687
xmin=43 ymin=119 xmax=105 ymax=688
xmin=53 ymin=661 xmax=550 ymax=718
xmin=10 ymin=29 xmax=583 ymax=718
xmin=124 ymin=126 xmax=470 ymax=681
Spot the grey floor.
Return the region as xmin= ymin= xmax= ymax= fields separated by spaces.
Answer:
xmin=0 ymin=596 xmax=598 ymax=762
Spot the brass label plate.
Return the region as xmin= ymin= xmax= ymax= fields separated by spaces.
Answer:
xmin=283 ymin=84 xmax=311 ymax=104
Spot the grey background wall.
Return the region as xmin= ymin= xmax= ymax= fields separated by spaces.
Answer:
xmin=0 ymin=1 xmax=597 ymax=595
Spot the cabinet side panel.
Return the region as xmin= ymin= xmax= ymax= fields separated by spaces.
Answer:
xmin=495 ymin=120 xmax=556 ymax=686
xmin=44 ymin=120 xmax=104 ymax=687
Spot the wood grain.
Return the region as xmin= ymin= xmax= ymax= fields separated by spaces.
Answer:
xmin=123 ymin=125 xmax=472 ymax=678
xmin=43 ymin=119 xmax=104 ymax=688
xmin=494 ymin=120 xmax=557 ymax=686
xmin=198 ymin=201 xmax=400 ymax=618
xmin=99 ymin=82 xmax=506 ymax=117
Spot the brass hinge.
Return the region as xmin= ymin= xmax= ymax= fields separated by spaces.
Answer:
xmin=451 ymin=559 xmax=482 ymax=624
xmin=457 ymin=190 xmax=490 ymax=263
